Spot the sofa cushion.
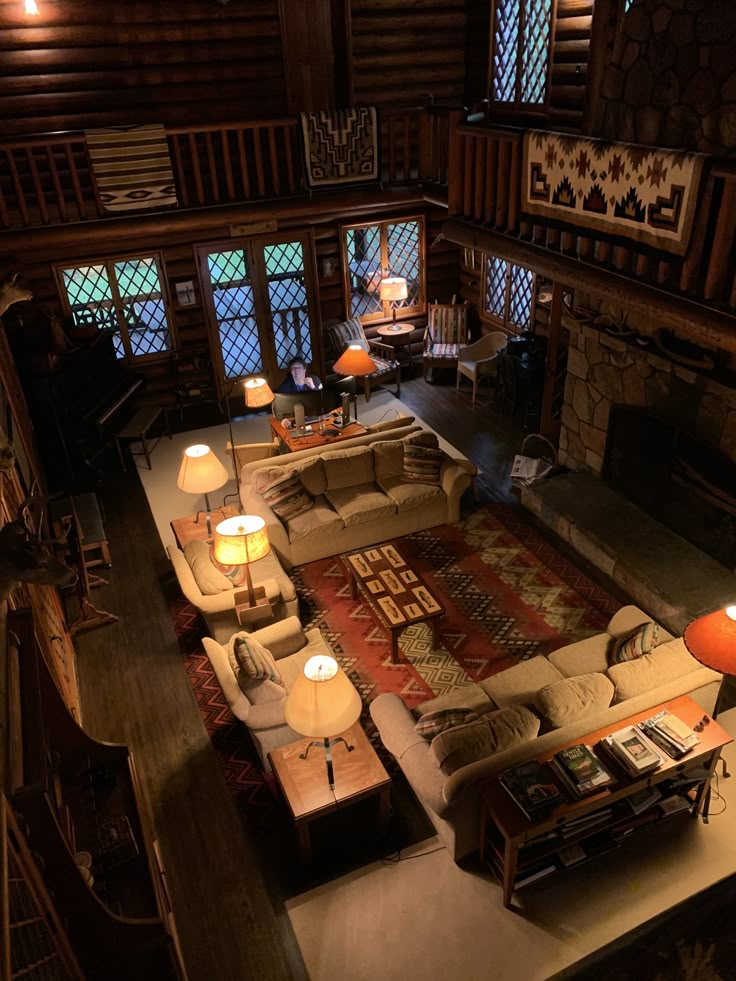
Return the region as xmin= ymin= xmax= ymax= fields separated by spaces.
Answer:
xmin=261 ymin=469 xmax=314 ymax=521
xmin=535 ymin=673 xmax=615 ymax=730
xmin=325 ymin=484 xmax=396 ymax=526
xmin=183 ymin=540 xmax=233 ymax=595
xmin=291 ymin=457 xmax=327 ymax=497
xmin=431 ymin=704 xmax=540 ymax=776
xmin=548 ymin=633 xmax=612 ymax=677
xmin=415 ymin=708 xmax=479 ymax=740
xmin=233 ymin=633 xmax=284 ymax=685
xmin=378 ymin=475 xmax=443 ymax=510
xmin=480 ymin=656 xmax=565 ymax=707
xmin=366 ymin=415 xmax=415 ymax=433
xmin=373 ymin=439 xmax=405 ymax=480
xmin=403 ymin=443 xmax=444 ymax=485
xmin=416 ymin=684 xmax=497 ymax=718
xmin=322 ymin=445 xmax=375 ymax=490
xmin=610 ymin=621 xmax=660 ymax=664
xmin=286 ymin=495 xmax=344 ymax=542
xmin=607 ymin=638 xmax=700 ymax=702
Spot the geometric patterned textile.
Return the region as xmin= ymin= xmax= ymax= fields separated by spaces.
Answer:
xmin=85 ymin=124 xmax=177 ymax=213
xmin=299 ymin=108 xmax=379 ymax=188
xmin=522 ymin=130 xmax=705 ymax=255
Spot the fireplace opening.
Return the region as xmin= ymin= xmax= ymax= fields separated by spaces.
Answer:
xmin=602 ymin=406 xmax=736 ymax=571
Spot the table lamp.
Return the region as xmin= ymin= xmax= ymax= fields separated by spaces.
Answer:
xmin=177 ymin=444 xmax=229 ymax=538
xmin=284 ymin=654 xmax=362 ymax=789
xmin=684 ymin=605 xmax=736 ymax=720
xmin=379 ymin=276 xmax=408 ymax=330
xmin=212 ymin=514 xmax=272 ymax=623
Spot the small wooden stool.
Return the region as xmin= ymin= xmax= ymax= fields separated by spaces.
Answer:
xmin=115 ymin=405 xmax=169 ymax=470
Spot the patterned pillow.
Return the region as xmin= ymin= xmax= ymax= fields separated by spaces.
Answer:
xmin=415 ymin=708 xmax=479 ymax=739
xmin=233 ymin=634 xmax=283 ymax=685
xmin=609 ymin=621 xmax=660 ymax=665
xmin=261 ymin=469 xmax=314 ymax=521
xmin=402 ymin=443 xmax=443 ymax=485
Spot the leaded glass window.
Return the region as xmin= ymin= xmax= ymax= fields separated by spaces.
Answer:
xmin=483 ymin=255 xmax=534 ymax=331
xmin=491 ymin=0 xmax=552 ymax=109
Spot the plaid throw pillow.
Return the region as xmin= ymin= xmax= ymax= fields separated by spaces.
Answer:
xmin=261 ymin=469 xmax=314 ymax=521
xmin=415 ymin=707 xmax=479 ymax=739
xmin=233 ymin=634 xmax=283 ymax=685
xmin=609 ymin=621 xmax=660 ymax=665
xmin=403 ymin=443 xmax=443 ymax=485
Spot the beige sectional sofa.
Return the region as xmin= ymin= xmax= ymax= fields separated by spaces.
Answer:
xmin=239 ymin=427 xmax=475 ymax=569
xmin=370 ymin=605 xmax=721 ymax=861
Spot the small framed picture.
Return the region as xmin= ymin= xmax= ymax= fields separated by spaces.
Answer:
xmin=174 ymin=280 xmax=197 ymax=307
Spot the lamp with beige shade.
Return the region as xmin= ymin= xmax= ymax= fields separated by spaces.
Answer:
xmin=212 ymin=514 xmax=272 ymax=623
xmin=379 ymin=276 xmax=407 ymax=329
xmin=177 ymin=444 xmax=229 ymax=538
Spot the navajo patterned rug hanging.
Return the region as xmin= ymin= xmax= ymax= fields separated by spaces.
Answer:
xmin=300 ymin=108 xmax=379 ymax=188
xmin=85 ymin=124 xmax=177 ymax=213
xmin=522 ymin=131 xmax=705 ymax=255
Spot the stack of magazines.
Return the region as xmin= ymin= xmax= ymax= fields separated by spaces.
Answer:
xmin=599 ymin=726 xmax=662 ymax=776
xmin=550 ymin=744 xmax=615 ymax=799
xmin=638 ymin=710 xmax=700 ymax=759
xmin=499 ymin=760 xmax=563 ymax=819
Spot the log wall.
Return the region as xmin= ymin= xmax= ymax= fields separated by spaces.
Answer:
xmin=548 ymin=0 xmax=593 ymax=130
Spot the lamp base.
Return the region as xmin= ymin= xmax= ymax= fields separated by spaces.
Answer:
xmin=299 ymin=736 xmax=355 ymax=790
xmin=234 ymin=585 xmax=272 ymax=625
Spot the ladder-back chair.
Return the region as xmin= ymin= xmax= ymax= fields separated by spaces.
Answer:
xmin=423 ymin=299 xmax=470 ymax=381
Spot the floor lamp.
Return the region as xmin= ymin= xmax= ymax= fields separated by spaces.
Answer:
xmin=224 ymin=376 xmax=275 ymax=505
xmin=284 ymin=655 xmax=362 ymax=790
xmin=177 ymin=444 xmax=229 ymax=539
xmin=333 ymin=345 xmax=377 ymax=421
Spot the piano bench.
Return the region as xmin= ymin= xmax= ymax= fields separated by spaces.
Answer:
xmin=115 ymin=405 xmax=169 ymax=471
xmin=51 ymin=493 xmax=111 ymax=569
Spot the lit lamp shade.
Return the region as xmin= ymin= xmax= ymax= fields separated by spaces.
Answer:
xmin=684 ymin=606 xmax=736 ymax=675
xmin=379 ymin=277 xmax=408 ymax=303
xmin=333 ymin=344 xmax=377 ymax=377
xmin=177 ymin=444 xmax=229 ymax=494
xmin=212 ymin=514 xmax=270 ymax=566
xmin=284 ymin=655 xmax=362 ymax=738
xmin=244 ymin=376 xmax=275 ymax=409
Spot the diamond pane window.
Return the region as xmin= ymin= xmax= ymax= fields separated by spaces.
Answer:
xmin=485 ymin=256 xmax=507 ymax=319
xmin=345 ymin=226 xmax=382 ymax=319
xmin=207 ymin=249 xmax=260 ymax=379
xmin=483 ymin=254 xmax=534 ymax=332
xmin=59 ymin=255 xmax=172 ymax=361
xmin=264 ymin=242 xmax=311 ymax=369
xmin=343 ymin=217 xmax=424 ymax=324
xmin=509 ymin=264 xmax=534 ymax=330
xmin=491 ymin=0 xmax=552 ymax=108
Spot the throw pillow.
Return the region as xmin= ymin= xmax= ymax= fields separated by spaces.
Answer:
xmin=535 ymin=673 xmax=615 ymax=730
xmin=402 ymin=443 xmax=443 ymax=485
xmin=261 ymin=469 xmax=314 ymax=521
xmin=414 ymin=707 xmax=479 ymax=739
xmin=232 ymin=633 xmax=284 ymax=685
xmin=183 ymin=540 xmax=233 ymax=595
xmin=430 ymin=704 xmax=540 ymax=775
xmin=609 ymin=621 xmax=660 ymax=665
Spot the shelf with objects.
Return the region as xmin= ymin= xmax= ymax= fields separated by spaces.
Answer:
xmin=7 ymin=608 xmax=187 ymax=981
xmin=479 ymin=695 xmax=732 ymax=908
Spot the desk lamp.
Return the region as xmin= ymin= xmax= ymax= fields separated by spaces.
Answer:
xmin=177 ymin=444 xmax=229 ymax=538
xmin=379 ymin=277 xmax=408 ymax=330
xmin=284 ymin=655 xmax=362 ymax=789
xmin=684 ymin=606 xmax=736 ymax=721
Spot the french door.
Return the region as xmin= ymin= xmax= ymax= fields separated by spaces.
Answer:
xmin=197 ymin=232 xmax=321 ymax=393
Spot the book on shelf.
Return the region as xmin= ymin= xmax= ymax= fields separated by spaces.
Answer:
xmin=515 ymin=863 xmax=557 ymax=889
xmin=599 ymin=726 xmax=662 ymax=776
xmin=559 ymin=807 xmax=613 ymax=837
xmin=658 ymin=795 xmax=692 ymax=817
xmin=499 ymin=760 xmax=563 ymax=819
xmin=551 ymin=744 xmax=615 ymax=798
xmin=626 ymin=786 xmax=663 ymax=815
xmin=639 ymin=710 xmax=699 ymax=759
xmin=557 ymin=842 xmax=587 ymax=868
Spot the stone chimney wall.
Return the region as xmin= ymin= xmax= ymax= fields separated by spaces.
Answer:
xmin=559 ymin=321 xmax=736 ymax=473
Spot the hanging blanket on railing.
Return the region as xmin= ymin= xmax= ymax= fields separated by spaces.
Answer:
xmin=522 ymin=131 xmax=705 ymax=256
xmin=299 ymin=108 xmax=379 ymax=188
xmin=85 ymin=124 xmax=177 ymax=213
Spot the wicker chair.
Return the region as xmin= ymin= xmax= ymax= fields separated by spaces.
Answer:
xmin=326 ymin=317 xmax=400 ymax=402
xmin=456 ymin=331 xmax=507 ymax=404
xmin=423 ymin=300 xmax=470 ymax=381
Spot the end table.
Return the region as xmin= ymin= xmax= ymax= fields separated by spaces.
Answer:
xmin=377 ymin=323 xmax=416 ymax=377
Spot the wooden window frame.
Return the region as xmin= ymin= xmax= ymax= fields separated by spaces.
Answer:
xmin=480 ymin=254 xmax=536 ymax=333
xmin=54 ymin=251 xmax=174 ymax=364
xmin=488 ymin=0 xmax=557 ymax=115
xmin=340 ymin=215 xmax=426 ymax=326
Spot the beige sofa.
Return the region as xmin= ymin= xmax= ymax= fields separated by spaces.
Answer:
xmin=239 ymin=427 xmax=476 ymax=569
xmin=370 ymin=605 xmax=721 ymax=861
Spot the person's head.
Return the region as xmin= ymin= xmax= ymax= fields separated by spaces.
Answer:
xmin=288 ymin=357 xmax=307 ymax=384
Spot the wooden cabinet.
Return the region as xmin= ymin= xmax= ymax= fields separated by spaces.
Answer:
xmin=7 ymin=609 xmax=186 ymax=981
xmin=479 ymin=696 xmax=732 ymax=908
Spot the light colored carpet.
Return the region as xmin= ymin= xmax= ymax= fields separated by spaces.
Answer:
xmin=287 ymin=717 xmax=736 ymax=981
xmin=136 ymin=390 xmax=451 ymax=553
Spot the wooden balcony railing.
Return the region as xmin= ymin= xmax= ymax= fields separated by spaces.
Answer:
xmin=447 ymin=123 xmax=736 ymax=316
xmin=0 ymin=108 xmax=451 ymax=233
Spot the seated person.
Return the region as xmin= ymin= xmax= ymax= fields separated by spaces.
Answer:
xmin=278 ymin=357 xmax=322 ymax=393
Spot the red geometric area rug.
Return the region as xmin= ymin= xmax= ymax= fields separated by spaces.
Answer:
xmin=173 ymin=504 xmax=620 ymax=831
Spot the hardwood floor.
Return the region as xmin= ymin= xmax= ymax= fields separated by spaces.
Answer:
xmin=70 ymin=374 xmax=610 ymax=981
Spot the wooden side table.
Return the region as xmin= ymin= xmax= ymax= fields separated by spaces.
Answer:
xmin=170 ymin=504 xmax=239 ymax=548
xmin=269 ymin=722 xmax=391 ymax=864
xmin=377 ymin=323 xmax=416 ymax=377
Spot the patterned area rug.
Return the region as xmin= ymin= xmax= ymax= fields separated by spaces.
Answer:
xmin=173 ymin=505 xmax=619 ymax=832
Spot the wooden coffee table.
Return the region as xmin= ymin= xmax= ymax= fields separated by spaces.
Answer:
xmin=341 ymin=544 xmax=445 ymax=664
xmin=269 ymin=722 xmax=391 ymax=864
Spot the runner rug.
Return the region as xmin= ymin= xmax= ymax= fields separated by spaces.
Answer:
xmin=173 ymin=504 xmax=619 ymax=838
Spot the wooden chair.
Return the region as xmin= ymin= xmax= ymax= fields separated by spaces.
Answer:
xmin=326 ymin=317 xmax=400 ymax=402
xmin=423 ymin=299 xmax=470 ymax=382
xmin=456 ymin=331 xmax=507 ymax=404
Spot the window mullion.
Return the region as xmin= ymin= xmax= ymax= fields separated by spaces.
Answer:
xmin=516 ymin=0 xmax=526 ymax=107
xmin=106 ymin=260 xmax=133 ymax=362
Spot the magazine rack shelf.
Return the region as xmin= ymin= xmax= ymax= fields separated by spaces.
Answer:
xmin=479 ymin=695 xmax=732 ymax=908
xmin=7 ymin=608 xmax=187 ymax=980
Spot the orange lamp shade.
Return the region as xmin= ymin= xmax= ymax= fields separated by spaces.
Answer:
xmin=333 ymin=344 xmax=377 ymax=377
xmin=683 ymin=607 xmax=736 ymax=674
xmin=212 ymin=515 xmax=270 ymax=566
xmin=244 ymin=377 xmax=275 ymax=409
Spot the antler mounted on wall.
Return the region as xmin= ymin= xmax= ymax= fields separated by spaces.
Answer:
xmin=0 ymin=496 xmax=77 ymax=603
xmin=0 ymin=273 xmax=32 ymax=318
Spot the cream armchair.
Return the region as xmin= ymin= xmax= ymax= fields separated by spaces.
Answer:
xmin=202 ymin=617 xmax=337 ymax=769
xmin=455 ymin=331 xmax=507 ymax=404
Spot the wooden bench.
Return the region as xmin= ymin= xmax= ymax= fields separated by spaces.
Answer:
xmin=115 ymin=405 xmax=169 ymax=470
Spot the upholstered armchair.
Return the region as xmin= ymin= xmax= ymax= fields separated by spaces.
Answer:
xmin=326 ymin=316 xmax=400 ymax=402
xmin=202 ymin=617 xmax=338 ymax=769
xmin=423 ymin=300 xmax=470 ymax=381
xmin=456 ymin=331 xmax=508 ymax=404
